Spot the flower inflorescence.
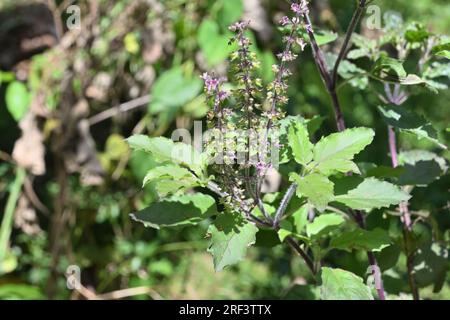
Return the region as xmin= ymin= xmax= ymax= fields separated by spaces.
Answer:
xmin=200 ymin=1 xmax=310 ymax=212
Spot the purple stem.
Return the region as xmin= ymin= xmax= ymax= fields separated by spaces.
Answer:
xmin=302 ymin=1 xmax=387 ymax=300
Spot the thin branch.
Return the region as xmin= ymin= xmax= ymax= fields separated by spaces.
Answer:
xmin=273 ymin=183 xmax=297 ymax=228
xmin=384 ymin=87 xmax=419 ymax=300
xmin=74 ymin=284 xmax=163 ymax=300
xmin=331 ymin=0 xmax=368 ymax=90
xmin=88 ymin=94 xmax=152 ymax=126
xmin=302 ymin=13 xmax=332 ymax=87
xmin=285 ymin=236 xmax=316 ymax=275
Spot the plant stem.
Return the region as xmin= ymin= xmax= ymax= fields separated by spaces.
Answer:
xmin=285 ymin=236 xmax=316 ymax=275
xmin=0 ymin=167 xmax=26 ymax=266
xmin=273 ymin=183 xmax=297 ymax=228
xmin=331 ymin=0 xmax=367 ymax=90
xmin=387 ymin=125 xmax=419 ymax=300
xmin=353 ymin=210 xmax=386 ymax=300
xmin=206 ymin=181 xmax=315 ymax=276
xmin=301 ymin=1 xmax=387 ymax=300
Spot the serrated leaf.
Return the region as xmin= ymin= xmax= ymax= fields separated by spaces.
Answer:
xmin=320 ymin=267 xmax=373 ymax=300
xmin=377 ymin=105 xmax=446 ymax=149
xmin=335 ymin=178 xmax=411 ymax=211
xmin=306 ymin=213 xmax=345 ymax=238
xmin=330 ymin=228 xmax=391 ymax=252
xmin=311 ymin=127 xmax=374 ymax=175
xmin=126 ymin=135 xmax=205 ymax=176
xmin=6 ymin=81 xmax=30 ymax=122
xmin=291 ymin=173 xmax=335 ymax=211
xmin=278 ymin=115 xmax=324 ymax=164
xmin=399 ymin=150 xmax=448 ymax=173
xmin=288 ymin=121 xmax=313 ymax=165
xmin=130 ymin=193 xmax=217 ymax=229
xmin=207 ymin=213 xmax=258 ymax=271
xmin=142 ymin=165 xmax=199 ymax=197
xmin=143 ymin=165 xmax=193 ymax=186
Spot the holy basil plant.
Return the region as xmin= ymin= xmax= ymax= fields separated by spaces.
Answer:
xmin=127 ymin=1 xmax=448 ymax=300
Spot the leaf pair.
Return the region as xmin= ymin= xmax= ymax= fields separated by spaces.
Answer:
xmin=288 ymin=122 xmax=410 ymax=211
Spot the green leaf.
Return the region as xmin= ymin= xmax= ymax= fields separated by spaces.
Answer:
xmin=405 ymin=24 xmax=429 ymax=43
xmin=277 ymin=220 xmax=310 ymax=243
xmin=218 ymin=0 xmax=243 ymax=30
xmin=377 ymin=105 xmax=446 ymax=149
xmin=197 ymin=20 xmax=231 ymax=67
xmin=335 ymin=177 xmax=411 ymax=211
xmin=306 ymin=213 xmax=345 ymax=238
xmin=291 ymin=173 xmax=335 ymax=211
xmin=149 ymin=67 xmax=202 ymax=112
xmin=372 ymin=56 xmax=407 ymax=81
xmin=130 ymin=193 xmax=217 ymax=229
xmin=5 ymin=81 xmax=30 ymax=121
xmin=0 ymin=284 xmax=44 ymax=299
xmin=127 ymin=136 xmax=205 ymax=176
xmin=399 ymin=150 xmax=448 ymax=172
xmin=431 ymin=42 xmax=450 ymax=55
xmin=288 ymin=121 xmax=313 ymax=165
xmin=434 ymin=50 xmax=450 ymax=59
xmin=414 ymin=242 xmax=448 ymax=292
xmin=299 ymin=28 xmax=337 ymax=46
xmin=104 ymin=134 xmax=129 ymax=160
xmin=320 ymin=267 xmax=374 ymax=300
xmin=311 ymin=127 xmax=375 ymax=175
xmin=207 ymin=213 xmax=258 ymax=271
xmin=292 ymin=204 xmax=309 ymax=235
xmin=398 ymin=160 xmax=443 ymax=186
xmin=338 ymin=60 xmax=368 ymax=89
xmin=143 ymin=165 xmax=199 ymax=197
xmin=325 ymin=53 xmax=368 ymax=89
xmin=278 ymin=115 xmax=324 ymax=164
xmin=400 ymin=74 xmax=425 ymax=85
xmin=330 ymin=228 xmax=391 ymax=252
xmin=143 ymin=165 xmax=194 ymax=186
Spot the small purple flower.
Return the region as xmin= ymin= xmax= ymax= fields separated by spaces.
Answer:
xmin=201 ymin=72 xmax=220 ymax=93
xmin=291 ymin=1 xmax=309 ymax=15
xmin=279 ymin=16 xmax=291 ymax=26
xmin=305 ymin=23 xmax=313 ymax=33
xmin=229 ymin=20 xmax=250 ymax=32
xmin=283 ymin=35 xmax=295 ymax=44
xmin=291 ymin=3 xmax=301 ymax=14
xmin=218 ymin=90 xmax=229 ymax=101
xmin=277 ymin=51 xmax=297 ymax=62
